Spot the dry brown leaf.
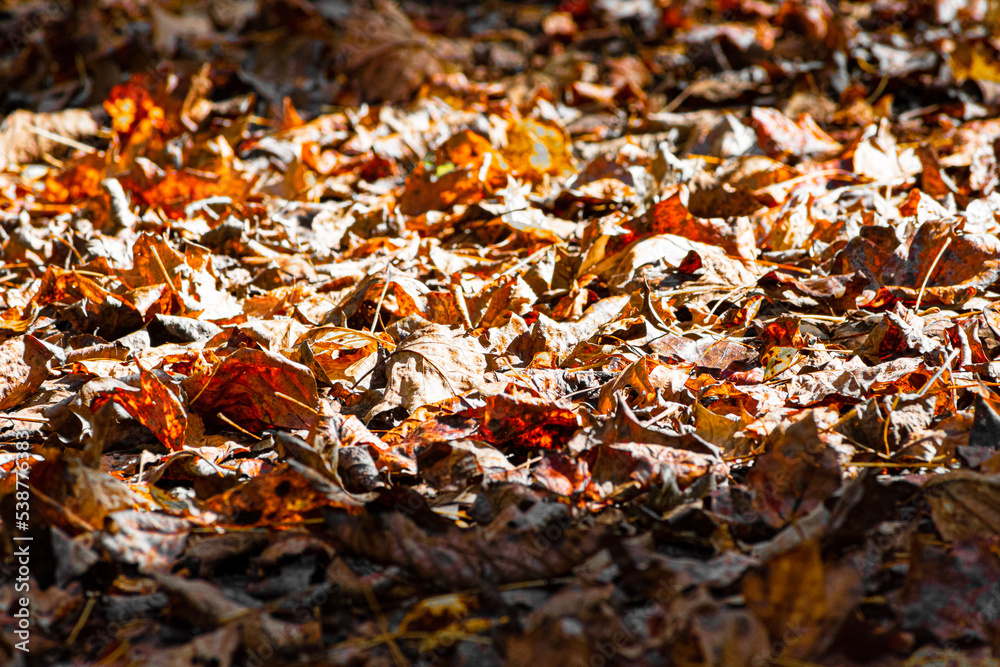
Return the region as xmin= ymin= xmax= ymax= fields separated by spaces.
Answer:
xmin=367 ymin=324 xmax=486 ymax=420
xmin=0 ymin=335 xmax=51 ymax=411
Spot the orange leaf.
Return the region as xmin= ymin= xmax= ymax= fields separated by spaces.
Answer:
xmin=95 ymin=366 xmax=188 ymax=452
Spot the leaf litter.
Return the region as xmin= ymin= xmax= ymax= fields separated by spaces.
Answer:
xmin=5 ymin=1 xmax=1000 ymax=665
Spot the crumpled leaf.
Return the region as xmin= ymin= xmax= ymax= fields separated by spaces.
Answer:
xmin=94 ymin=366 xmax=187 ymax=451
xmin=0 ymin=109 xmax=98 ymax=169
xmin=321 ymin=498 xmax=610 ymax=588
xmin=367 ymin=324 xmax=486 ymax=420
xmin=399 ymin=130 xmax=506 ymax=216
xmin=0 ymin=335 xmax=51 ymax=411
xmin=750 ymin=108 xmax=841 ymax=159
xmin=101 ymin=510 xmax=190 ymax=572
xmin=184 ymin=347 xmax=319 ymax=431
xmin=924 ymin=472 xmax=1000 ymax=542
xmin=204 ymin=464 xmax=364 ymax=525
xmin=747 ymin=414 xmax=843 ymax=528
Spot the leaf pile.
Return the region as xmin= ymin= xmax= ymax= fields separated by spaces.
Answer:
xmin=5 ymin=1 xmax=1000 ymax=665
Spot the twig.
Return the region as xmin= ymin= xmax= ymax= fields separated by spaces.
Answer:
xmin=914 ymin=237 xmax=953 ymax=312
xmin=915 ymin=348 xmax=959 ymax=398
xmin=498 ymin=242 xmax=556 ymax=280
xmin=369 ymin=267 xmax=393 ymax=333
xmin=217 ymin=412 xmax=257 ymax=438
xmin=664 ymin=84 xmax=695 ymax=112
xmin=0 ymin=413 xmax=48 ymax=424
xmin=849 ymin=460 xmax=948 ymax=468
xmin=66 ymin=594 xmax=98 ymax=646
xmin=95 ymin=641 xmax=130 ymax=666
xmin=149 ymin=244 xmax=179 ymax=292
xmin=363 ymin=585 xmax=407 ymax=667
xmin=274 ymin=391 xmax=319 ymax=415
xmin=449 ymin=279 xmax=474 ymax=329
xmin=26 ymin=124 xmax=96 ymax=154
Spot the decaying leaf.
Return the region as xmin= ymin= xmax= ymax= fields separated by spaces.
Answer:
xmin=184 ymin=348 xmax=319 ymax=431
xmin=7 ymin=3 xmax=1000 ymax=664
xmin=366 ymin=323 xmax=486 ymax=420
xmin=0 ymin=335 xmax=51 ymax=410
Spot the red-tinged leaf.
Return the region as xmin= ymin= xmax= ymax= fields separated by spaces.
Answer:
xmin=41 ymin=152 xmax=107 ymax=204
xmin=94 ymin=365 xmax=188 ymax=451
xmin=747 ymin=413 xmax=842 ymax=528
xmin=399 ymin=130 xmax=507 ymax=216
xmin=183 ymin=347 xmax=318 ymax=432
xmin=637 ymin=192 xmax=757 ymax=260
xmin=204 ymin=464 xmax=364 ymax=526
xmin=892 ymin=535 xmax=1000 ymax=644
xmin=584 ymin=442 xmax=728 ymax=494
xmin=465 ymin=387 xmax=581 ymax=450
xmin=750 ymin=107 xmax=842 ymax=159
xmin=760 ymin=317 xmax=806 ymax=349
xmin=531 ymin=452 xmax=591 ymax=497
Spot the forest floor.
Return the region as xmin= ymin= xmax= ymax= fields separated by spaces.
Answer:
xmin=4 ymin=1 xmax=1000 ymax=665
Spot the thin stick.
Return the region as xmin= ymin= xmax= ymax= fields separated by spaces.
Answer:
xmin=25 ymin=124 xmax=97 ymax=154
xmin=274 ymin=391 xmax=319 ymax=415
xmin=217 ymin=412 xmax=257 ymax=438
xmin=770 ymin=168 xmax=850 ymax=190
xmin=664 ymin=84 xmax=695 ymax=112
xmin=704 ymin=284 xmax=754 ymax=325
xmin=149 ymin=245 xmax=179 ymax=292
xmin=849 ymin=461 xmax=947 ymax=468
xmin=881 ymin=397 xmax=894 ymax=458
xmin=66 ymin=594 xmax=98 ymax=646
xmin=449 ymin=280 xmax=473 ymax=329
xmin=771 ymin=656 xmax=826 ymax=667
xmin=363 ymin=585 xmax=407 ymax=667
xmin=94 ymin=641 xmax=130 ymax=666
xmin=684 ymin=154 xmax=726 ymax=163
xmin=914 ymin=237 xmax=953 ymax=312
xmin=499 ymin=243 xmax=555 ymax=280
xmin=741 ymin=257 xmax=813 ymax=274
xmin=58 ymin=235 xmax=85 ymax=263
xmin=188 ymin=359 xmax=220 ymax=406
xmin=915 ymin=348 xmax=959 ymax=398
xmin=0 ymin=413 xmax=48 ymax=423
xmin=369 ymin=269 xmax=393 ymax=333
xmin=29 ymin=484 xmax=98 ymax=531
